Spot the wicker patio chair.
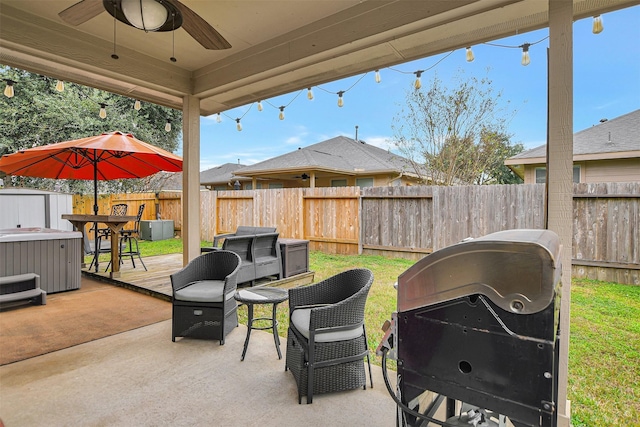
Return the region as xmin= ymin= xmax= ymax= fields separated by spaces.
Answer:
xmin=286 ymin=268 xmax=374 ymax=404
xmin=170 ymin=250 xmax=242 ymax=345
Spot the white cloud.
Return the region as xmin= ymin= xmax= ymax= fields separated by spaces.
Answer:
xmin=285 ymin=136 xmax=302 ymax=145
xmin=363 ymin=136 xmax=395 ymax=150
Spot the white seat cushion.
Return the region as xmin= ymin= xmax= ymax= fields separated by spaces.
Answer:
xmin=291 ymin=307 xmax=364 ymax=343
xmin=174 ymin=280 xmax=233 ymax=303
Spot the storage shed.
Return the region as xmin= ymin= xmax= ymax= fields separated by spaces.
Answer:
xmin=0 ymin=188 xmax=73 ymax=231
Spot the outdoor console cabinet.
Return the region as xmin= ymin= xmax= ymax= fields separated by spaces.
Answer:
xmin=140 ymin=220 xmax=174 ymax=241
xmin=279 ymin=239 xmax=309 ymax=278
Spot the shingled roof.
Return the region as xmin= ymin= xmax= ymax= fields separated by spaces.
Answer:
xmin=507 ymin=109 xmax=640 ymax=163
xmin=200 ymin=163 xmax=250 ymax=188
xmin=235 ymin=136 xmax=421 ymax=177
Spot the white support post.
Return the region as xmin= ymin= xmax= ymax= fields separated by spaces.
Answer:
xmin=547 ymin=1 xmax=573 ymax=425
xmin=182 ymin=95 xmax=201 ymax=265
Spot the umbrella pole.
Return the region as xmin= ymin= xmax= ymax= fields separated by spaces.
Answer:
xmin=93 ymin=158 xmax=99 ymax=272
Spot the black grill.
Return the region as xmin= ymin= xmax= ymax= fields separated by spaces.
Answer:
xmin=379 ymin=229 xmax=562 ymax=427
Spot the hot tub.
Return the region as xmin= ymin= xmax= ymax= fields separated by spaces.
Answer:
xmin=0 ymin=227 xmax=82 ymax=293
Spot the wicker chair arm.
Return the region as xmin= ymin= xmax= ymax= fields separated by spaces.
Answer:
xmin=212 ymin=232 xmax=237 ymax=247
xmin=170 ymin=257 xmax=205 ymax=292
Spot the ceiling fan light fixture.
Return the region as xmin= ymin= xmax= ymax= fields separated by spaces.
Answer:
xmin=121 ymin=0 xmax=168 ymax=31
xmin=105 ymin=0 xmax=182 ymax=32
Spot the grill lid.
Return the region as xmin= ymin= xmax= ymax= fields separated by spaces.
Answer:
xmin=397 ymin=229 xmax=561 ymax=314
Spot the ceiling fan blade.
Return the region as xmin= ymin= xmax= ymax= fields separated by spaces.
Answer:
xmin=169 ymin=0 xmax=231 ymax=50
xmin=59 ymin=0 xmax=105 ymax=26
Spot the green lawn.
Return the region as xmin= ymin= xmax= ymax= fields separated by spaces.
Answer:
xmin=115 ymin=240 xmax=640 ymax=424
xmin=567 ymin=279 xmax=640 ymax=426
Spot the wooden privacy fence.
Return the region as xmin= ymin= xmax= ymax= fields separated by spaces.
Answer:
xmin=73 ymin=182 xmax=639 ymax=284
xmin=72 ymin=191 xmax=182 ymax=240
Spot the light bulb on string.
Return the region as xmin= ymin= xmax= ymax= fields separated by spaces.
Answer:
xmin=216 ymin=113 xmax=222 ymax=123
xmin=3 ymin=80 xmax=15 ymax=98
xmin=164 ymin=119 xmax=171 ymax=132
xmin=374 ymin=70 xmax=381 ymax=83
xmin=279 ymin=106 xmax=285 ymax=120
xmin=521 ymin=43 xmax=531 ymax=66
xmin=99 ymin=103 xmax=107 ymax=119
xmin=592 ymin=15 xmax=603 ymax=34
xmin=337 ymin=91 xmax=344 ymax=108
xmin=236 ymin=118 xmax=242 ymax=131
xmin=466 ymin=47 xmax=474 ymax=62
xmin=307 ymin=88 xmax=314 ymax=100
xmin=257 ymin=101 xmax=263 ymax=111
xmin=55 ymin=80 xmax=65 ymax=92
xmin=134 ymin=99 xmax=141 ymax=110
xmin=414 ymin=71 xmax=422 ymax=90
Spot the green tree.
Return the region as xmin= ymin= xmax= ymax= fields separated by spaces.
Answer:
xmin=0 ymin=65 xmax=182 ymax=194
xmin=392 ymin=70 xmax=524 ymax=185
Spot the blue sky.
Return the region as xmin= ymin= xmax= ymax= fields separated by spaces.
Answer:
xmin=197 ymin=6 xmax=640 ymax=171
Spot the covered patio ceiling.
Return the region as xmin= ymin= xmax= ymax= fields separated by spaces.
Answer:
xmin=1 ymin=0 xmax=636 ymax=117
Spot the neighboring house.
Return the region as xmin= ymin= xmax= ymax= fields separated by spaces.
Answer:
xmin=147 ymin=163 xmax=251 ymax=192
xmin=144 ymin=171 xmax=183 ymax=191
xmin=199 ymin=163 xmax=251 ymax=190
xmin=231 ymin=136 xmax=429 ymax=189
xmin=505 ymin=109 xmax=640 ymax=184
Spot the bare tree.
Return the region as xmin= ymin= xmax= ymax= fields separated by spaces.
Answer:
xmin=392 ymin=70 xmax=523 ymax=185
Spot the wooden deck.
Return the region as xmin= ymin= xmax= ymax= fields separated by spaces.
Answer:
xmin=83 ymin=253 xmax=315 ymax=301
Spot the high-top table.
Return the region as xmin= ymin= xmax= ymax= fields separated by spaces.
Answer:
xmin=62 ymin=214 xmax=136 ymax=279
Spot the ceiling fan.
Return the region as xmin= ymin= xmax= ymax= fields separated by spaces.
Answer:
xmin=59 ymin=0 xmax=231 ymax=50
xmin=293 ymin=173 xmax=310 ymax=181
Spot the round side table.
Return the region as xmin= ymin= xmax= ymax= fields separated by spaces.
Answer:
xmin=234 ymin=287 xmax=289 ymax=361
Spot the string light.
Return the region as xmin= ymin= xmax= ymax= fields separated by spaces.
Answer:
xmin=414 ymin=71 xmax=423 ymax=90
xmin=55 ymin=80 xmax=65 ymax=92
xmin=520 ymin=43 xmax=531 ymax=66
xmin=21 ymin=32 xmax=557 ymax=133
xmin=592 ymin=15 xmax=603 ymax=34
xmin=466 ymin=47 xmax=474 ymax=62
xmin=134 ymin=99 xmax=141 ymax=110
xmin=99 ymin=103 xmax=107 ymax=119
xmin=214 ymin=34 xmax=546 ymax=130
xmin=3 ymin=79 xmax=15 ymax=98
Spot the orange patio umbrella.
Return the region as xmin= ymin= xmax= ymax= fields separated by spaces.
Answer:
xmin=0 ymin=131 xmax=183 ymax=215
xmin=0 ymin=131 xmax=183 ymax=255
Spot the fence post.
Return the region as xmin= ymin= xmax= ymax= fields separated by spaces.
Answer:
xmin=358 ymin=187 xmax=363 ymax=255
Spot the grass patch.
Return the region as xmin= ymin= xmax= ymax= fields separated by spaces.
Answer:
xmin=97 ymin=239 xmax=638 ymax=424
xmin=84 ymin=237 xmax=204 ymax=264
xmin=568 ymin=279 xmax=640 ymax=426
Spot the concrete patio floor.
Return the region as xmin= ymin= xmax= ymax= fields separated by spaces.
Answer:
xmin=0 ymin=317 xmax=398 ymax=426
